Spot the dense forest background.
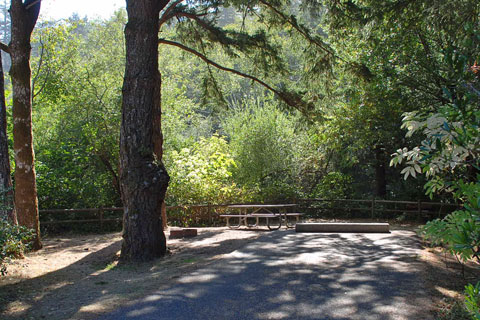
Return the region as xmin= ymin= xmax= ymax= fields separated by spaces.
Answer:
xmin=2 ymin=9 xmax=418 ymax=208
xmin=0 ymin=1 xmax=478 ymax=316
xmin=0 ymin=1 xmax=478 ymax=212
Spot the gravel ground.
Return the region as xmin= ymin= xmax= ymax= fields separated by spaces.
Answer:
xmin=98 ymin=230 xmax=432 ymax=320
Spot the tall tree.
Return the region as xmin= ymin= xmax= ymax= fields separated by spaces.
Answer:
xmin=0 ymin=49 xmax=15 ymax=222
xmin=119 ymin=0 xmax=337 ymax=260
xmin=4 ymin=0 xmax=41 ymax=248
xmin=120 ymin=0 xmax=170 ymax=261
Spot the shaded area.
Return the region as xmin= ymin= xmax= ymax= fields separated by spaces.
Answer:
xmin=0 ymin=229 xmax=262 ymax=319
xmin=99 ymin=231 xmax=431 ymax=320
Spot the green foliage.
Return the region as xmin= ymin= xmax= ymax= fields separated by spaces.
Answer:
xmin=464 ymin=282 xmax=480 ymax=320
xmin=419 ymin=180 xmax=480 ymax=260
xmin=436 ymin=300 xmax=474 ymax=320
xmin=381 ymin=4 xmax=480 ymax=315
xmin=420 ymin=206 xmax=479 ymax=263
xmin=396 ymin=30 xmax=480 ymax=263
xmin=0 ymin=186 xmax=12 ymax=211
xmin=310 ymin=172 xmax=353 ymax=199
xmin=160 ymin=0 xmax=332 ymax=112
xmin=31 ymin=13 xmax=126 ymax=208
xmin=0 ymin=218 xmax=34 ymax=276
xmin=222 ymin=96 xmax=303 ymax=201
xmin=166 ymin=135 xmax=248 ymax=205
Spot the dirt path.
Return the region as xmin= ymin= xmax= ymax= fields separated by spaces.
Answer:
xmin=0 ymin=228 xmax=264 ymax=320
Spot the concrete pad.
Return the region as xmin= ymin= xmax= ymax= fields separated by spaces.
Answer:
xmin=296 ymin=222 xmax=389 ymax=233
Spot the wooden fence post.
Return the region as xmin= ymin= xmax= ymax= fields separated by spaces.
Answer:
xmin=98 ymin=208 xmax=104 ymax=229
xmin=208 ymin=204 xmax=212 ymax=226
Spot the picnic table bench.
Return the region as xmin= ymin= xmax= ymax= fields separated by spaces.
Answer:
xmin=220 ymin=204 xmax=304 ymax=230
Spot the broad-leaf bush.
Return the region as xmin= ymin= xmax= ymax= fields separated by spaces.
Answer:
xmin=165 ymin=135 xmax=249 ymax=205
xmin=392 ymin=24 xmax=480 ymax=315
xmin=464 ymin=282 xmax=480 ymax=320
xmin=222 ymin=97 xmax=304 ymax=201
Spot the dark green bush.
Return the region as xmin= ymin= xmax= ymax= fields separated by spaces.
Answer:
xmin=0 ymin=218 xmax=34 ymax=276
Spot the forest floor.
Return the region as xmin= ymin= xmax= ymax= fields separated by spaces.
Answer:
xmin=0 ymin=222 xmax=479 ymax=320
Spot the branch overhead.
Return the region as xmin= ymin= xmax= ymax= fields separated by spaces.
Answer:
xmin=0 ymin=42 xmax=9 ymax=54
xmin=158 ymin=38 xmax=314 ymax=113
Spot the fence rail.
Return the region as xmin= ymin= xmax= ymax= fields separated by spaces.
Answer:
xmin=298 ymin=198 xmax=461 ymax=219
xmin=39 ymin=199 xmax=461 ymax=228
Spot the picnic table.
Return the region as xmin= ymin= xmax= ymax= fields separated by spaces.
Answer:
xmin=220 ymin=204 xmax=304 ymax=230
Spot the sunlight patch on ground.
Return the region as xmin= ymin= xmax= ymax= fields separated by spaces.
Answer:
xmin=256 ymin=310 xmax=291 ymax=319
xmin=268 ymin=290 xmax=296 ymax=303
xmin=435 ymin=286 xmax=461 ymax=299
xmin=126 ymin=306 xmax=157 ymax=317
xmin=4 ymin=301 xmax=32 ymax=317
xmin=178 ymin=273 xmax=218 ymax=284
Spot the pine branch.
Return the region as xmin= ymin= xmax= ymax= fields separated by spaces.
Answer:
xmin=159 ymin=0 xmax=184 ymax=28
xmin=25 ymin=0 xmax=41 ymax=10
xmin=158 ymin=38 xmax=310 ymax=111
xmin=258 ymin=0 xmax=342 ymax=61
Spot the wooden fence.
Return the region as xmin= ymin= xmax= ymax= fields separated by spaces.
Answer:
xmin=39 ymin=204 xmax=232 ymax=228
xmin=298 ymin=198 xmax=461 ymax=220
xmin=39 ymin=199 xmax=461 ymax=228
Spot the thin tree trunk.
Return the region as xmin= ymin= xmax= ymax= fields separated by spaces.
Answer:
xmin=0 ymin=49 xmax=16 ymax=223
xmin=375 ymin=144 xmax=387 ymax=198
xmin=119 ymin=0 xmax=170 ymax=261
xmin=9 ymin=0 xmax=41 ymax=249
xmin=98 ymin=153 xmax=121 ymax=199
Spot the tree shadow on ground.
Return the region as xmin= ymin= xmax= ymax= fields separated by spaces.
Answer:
xmin=96 ymin=231 xmax=433 ymax=320
xmin=0 ymin=228 xmax=262 ymax=320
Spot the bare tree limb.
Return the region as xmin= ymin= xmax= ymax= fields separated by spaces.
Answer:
xmin=32 ymin=36 xmax=45 ymax=98
xmin=159 ymin=0 xmax=183 ymax=28
xmin=25 ymin=0 xmax=41 ymax=10
xmin=0 ymin=42 xmax=9 ymax=54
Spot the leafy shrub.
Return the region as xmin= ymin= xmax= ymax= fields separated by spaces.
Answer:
xmin=436 ymin=300 xmax=473 ymax=320
xmin=0 ymin=218 xmax=34 ymax=276
xmin=0 ymin=186 xmax=13 ymax=212
xmin=166 ymin=135 xmax=250 ymax=205
xmin=465 ymin=282 xmax=480 ymax=320
xmin=310 ymin=172 xmax=353 ymax=199
xmin=419 ymin=181 xmax=480 ymax=263
xmin=222 ymin=97 xmax=302 ymax=201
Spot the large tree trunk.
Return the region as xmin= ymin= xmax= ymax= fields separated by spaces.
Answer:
xmin=119 ymin=0 xmax=170 ymax=261
xmin=9 ymin=0 xmax=41 ymax=249
xmin=0 ymin=49 xmax=16 ymax=223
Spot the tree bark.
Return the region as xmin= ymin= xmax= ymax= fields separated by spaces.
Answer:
xmin=0 ymin=49 xmax=16 ymax=223
xmin=119 ymin=0 xmax=170 ymax=261
xmin=9 ymin=0 xmax=41 ymax=249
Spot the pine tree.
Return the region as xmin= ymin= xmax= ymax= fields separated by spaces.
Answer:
xmin=120 ymin=0 xmax=336 ymax=261
xmin=0 ymin=0 xmax=42 ymax=248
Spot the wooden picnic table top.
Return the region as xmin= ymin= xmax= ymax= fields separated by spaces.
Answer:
xmin=227 ymin=204 xmax=297 ymax=208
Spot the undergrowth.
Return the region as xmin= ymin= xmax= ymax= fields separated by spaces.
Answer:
xmin=0 ymin=217 xmax=34 ymax=276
